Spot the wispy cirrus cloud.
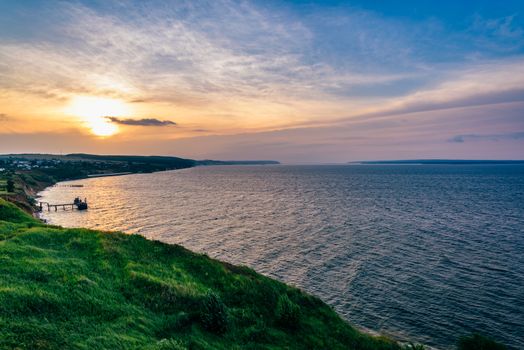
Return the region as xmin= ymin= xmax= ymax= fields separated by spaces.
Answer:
xmin=2 ymin=2 xmax=522 ymax=107
xmin=1 ymin=1 xmax=524 ymax=160
xmin=0 ymin=0 xmax=435 ymax=134
xmin=0 ymin=1 xmax=446 ymax=108
xmin=106 ymin=117 xmax=176 ymax=126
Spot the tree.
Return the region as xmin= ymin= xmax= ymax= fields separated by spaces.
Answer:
xmin=6 ymin=179 xmax=14 ymax=193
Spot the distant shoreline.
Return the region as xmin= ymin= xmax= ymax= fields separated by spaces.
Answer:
xmin=0 ymin=154 xmax=280 ymax=213
xmin=350 ymin=159 xmax=524 ymax=165
xmin=87 ymin=172 xmax=133 ymax=178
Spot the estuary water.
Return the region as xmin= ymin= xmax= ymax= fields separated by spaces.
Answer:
xmin=38 ymin=165 xmax=524 ymax=349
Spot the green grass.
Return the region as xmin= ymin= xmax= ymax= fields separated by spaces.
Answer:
xmin=0 ymin=199 xmax=36 ymax=225
xmin=0 ymin=198 xmax=509 ymax=350
xmin=0 ymin=198 xmax=408 ymax=350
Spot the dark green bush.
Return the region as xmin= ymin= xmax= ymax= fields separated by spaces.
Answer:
xmin=458 ymin=334 xmax=506 ymax=350
xmin=200 ymin=291 xmax=228 ymax=334
xmin=6 ymin=179 xmax=15 ymax=192
xmin=275 ymin=294 xmax=301 ymax=329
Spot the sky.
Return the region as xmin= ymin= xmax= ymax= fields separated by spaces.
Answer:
xmin=0 ymin=0 xmax=523 ymax=163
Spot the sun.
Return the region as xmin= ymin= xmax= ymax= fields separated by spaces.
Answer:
xmin=87 ymin=118 xmax=119 ymax=137
xmin=65 ymin=96 xmax=132 ymax=137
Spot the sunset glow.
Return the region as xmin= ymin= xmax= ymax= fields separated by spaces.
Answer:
xmin=0 ymin=1 xmax=523 ymax=161
xmin=65 ymin=96 xmax=129 ymax=136
xmin=86 ymin=117 xmax=119 ymax=137
xmin=66 ymin=96 xmax=131 ymax=120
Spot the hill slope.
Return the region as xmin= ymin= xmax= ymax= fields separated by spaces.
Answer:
xmin=0 ymin=199 xmax=403 ymax=350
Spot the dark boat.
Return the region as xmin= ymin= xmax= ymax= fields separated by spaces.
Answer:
xmin=74 ymin=197 xmax=88 ymax=210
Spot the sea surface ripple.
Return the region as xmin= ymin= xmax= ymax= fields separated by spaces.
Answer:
xmin=39 ymin=165 xmax=524 ymax=349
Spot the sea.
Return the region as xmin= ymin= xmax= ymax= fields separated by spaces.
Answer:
xmin=38 ymin=164 xmax=524 ymax=349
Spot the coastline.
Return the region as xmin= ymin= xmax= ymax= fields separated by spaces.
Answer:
xmin=0 ymin=193 xmax=415 ymax=349
xmin=37 ymin=170 xmax=438 ymax=349
xmin=30 ymin=169 xmax=176 ymax=216
xmin=33 ymin=171 xmax=142 ymax=222
xmin=11 ymin=166 xmax=510 ymax=349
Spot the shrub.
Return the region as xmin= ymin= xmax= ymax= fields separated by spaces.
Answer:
xmin=458 ymin=334 xmax=506 ymax=350
xmin=6 ymin=179 xmax=15 ymax=193
xmin=275 ymin=294 xmax=301 ymax=330
xmin=199 ymin=291 xmax=228 ymax=334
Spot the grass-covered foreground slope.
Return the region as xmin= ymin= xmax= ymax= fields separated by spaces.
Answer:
xmin=0 ymin=199 xmax=405 ymax=350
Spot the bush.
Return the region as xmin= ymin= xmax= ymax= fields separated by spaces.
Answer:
xmin=200 ymin=291 xmax=228 ymax=334
xmin=458 ymin=334 xmax=506 ymax=350
xmin=6 ymin=179 xmax=14 ymax=193
xmin=275 ymin=294 xmax=301 ymax=330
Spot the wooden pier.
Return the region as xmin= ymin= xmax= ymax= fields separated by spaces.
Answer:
xmin=39 ymin=198 xmax=88 ymax=212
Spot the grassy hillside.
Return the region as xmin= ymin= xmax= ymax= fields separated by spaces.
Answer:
xmin=0 ymin=198 xmax=408 ymax=350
